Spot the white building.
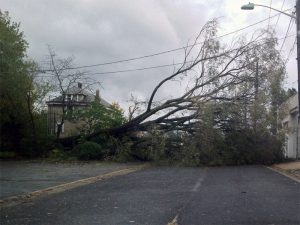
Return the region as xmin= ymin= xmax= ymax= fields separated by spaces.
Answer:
xmin=281 ymin=94 xmax=299 ymax=159
xmin=46 ymin=83 xmax=110 ymax=138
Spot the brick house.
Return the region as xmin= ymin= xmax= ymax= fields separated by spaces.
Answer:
xmin=46 ymin=83 xmax=110 ymax=138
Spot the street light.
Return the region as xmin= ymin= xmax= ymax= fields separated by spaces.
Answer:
xmin=241 ymin=1 xmax=300 ymax=159
xmin=241 ymin=3 xmax=255 ymax=10
xmin=241 ymin=2 xmax=296 ymax=19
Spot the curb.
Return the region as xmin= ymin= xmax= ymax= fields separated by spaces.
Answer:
xmin=0 ymin=165 xmax=146 ymax=209
xmin=266 ymin=166 xmax=300 ymax=183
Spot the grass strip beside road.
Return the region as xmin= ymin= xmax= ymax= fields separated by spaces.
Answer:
xmin=267 ymin=166 xmax=300 ymax=183
xmin=0 ymin=164 xmax=148 ymax=209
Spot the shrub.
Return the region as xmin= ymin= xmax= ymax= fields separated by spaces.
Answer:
xmin=18 ymin=135 xmax=55 ymax=158
xmin=222 ymin=130 xmax=284 ymax=165
xmin=173 ymin=128 xmax=284 ymax=166
xmin=0 ymin=151 xmax=16 ymax=159
xmin=130 ymin=135 xmax=166 ymax=161
xmin=48 ymin=148 xmax=67 ymax=160
xmin=114 ymin=137 xmax=135 ymax=162
xmin=72 ymin=141 xmax=105 ymax=160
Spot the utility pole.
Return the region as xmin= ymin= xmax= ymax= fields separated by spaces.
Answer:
xmin=254 ymin=60 xmax=259 ymax=133
xmin=241 ymin=1 xmax=300 ymax=158
xmin=296 ymin=0 xmax=300 ymax=159
xmin=255 ymin=60 xmax=259 ymax=100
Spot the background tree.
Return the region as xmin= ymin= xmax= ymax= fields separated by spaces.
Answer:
xmin=68 ymin=100 xmax=127 ymax=138
xmin=46 ymin=48 xmax=100 ymax=140
xmin=0 ymin=11 xmax=42 ymax=155
xmin=212 ymin=29 xmax=287 ymax=135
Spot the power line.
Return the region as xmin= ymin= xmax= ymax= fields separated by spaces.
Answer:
xmin=37 ymin=34 xmax=295 ymax=77
xmin=87 ymin=34 xmax=296 ymax=76
xmin=37 ymin=9 xmax=293 ymax=72
xmin=2 ymin=10 xmax=293 ymax=77
xmin=280 ymin=16 xmax=294 ymax=52
xmin=284 ymin=37 xmax=297 ymax=64
xmin=274 ymin=0 xmax=287 ymax=29
xmin=86 ymin=62 xmax=191 ymax=75
xmin=268 ymin=0 xmax=273 ymax=30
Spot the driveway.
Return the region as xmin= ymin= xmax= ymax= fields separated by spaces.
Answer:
xmin=0 ymin=166 xmax=299 ymax=225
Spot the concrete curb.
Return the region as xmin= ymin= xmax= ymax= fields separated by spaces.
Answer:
xmin=266 ymin=166 xmax=300 ymax=183
xmin=0 ymin=165 xmax=146 ymax=209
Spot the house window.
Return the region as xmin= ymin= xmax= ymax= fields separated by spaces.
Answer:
xmin=67 ymin=95 xmax=71 ymax=101
xmin=55 ymin=122 xmax=64 ymax=133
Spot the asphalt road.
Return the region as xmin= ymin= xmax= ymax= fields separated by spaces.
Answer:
xmin=0 ymin=166 xmax=299 ymax=225
xmin=0 ymin=161 xmax=135 ymax=198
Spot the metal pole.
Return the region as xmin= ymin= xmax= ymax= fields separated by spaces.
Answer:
xmin=254 ymin=60 xmax=259 ymax=133
xmin=255 ymin=60 xmax=259 ymax=100
xmin=254 ymin=4 xmax=296 ymax=18
xmin=296 ymin=0 xmax=300 ymax=159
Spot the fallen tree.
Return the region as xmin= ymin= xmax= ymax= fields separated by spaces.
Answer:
xmin=54 ymin=21 xmax=287 ymax=165
xmin=89 ymin=20 xmax=275 ymax=138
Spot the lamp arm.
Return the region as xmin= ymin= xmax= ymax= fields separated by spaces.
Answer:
xmin=254 ymin=4 xmax=296 ymax=19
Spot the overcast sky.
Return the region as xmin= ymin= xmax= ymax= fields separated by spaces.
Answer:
xmin=2 ymin=0 xmax=297 ymax=111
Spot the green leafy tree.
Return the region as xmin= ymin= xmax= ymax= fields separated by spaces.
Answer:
xmin=0 ymin=11 xmax=45 ymax=155
xmin=68 ymin=100 xmax=127 ymax=137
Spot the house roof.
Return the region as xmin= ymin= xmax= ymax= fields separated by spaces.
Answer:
xmin=46 ymin=86 xmax=110 ymax=107
xmin=65 ymin=86 xmax=90 ymax=95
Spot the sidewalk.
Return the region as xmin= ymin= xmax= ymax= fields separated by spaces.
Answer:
xmin=271 ymin=161 xmax=300 ymax=182
xmin=0 ymin=161 xmax=140 ymax=199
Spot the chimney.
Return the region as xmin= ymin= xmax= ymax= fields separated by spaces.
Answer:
xmin=78 ymin=82 xmax=82 ymax=89
xmin=96 ymin=89 xmax=100 ymax=99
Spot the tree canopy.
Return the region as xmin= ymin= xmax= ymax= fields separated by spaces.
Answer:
xmin=87 ymin=21 xmax=287 ymax=139
xmin=0 ymin=13 xmax=290 ymax=164
xmin=0 ymin=11 xmax=45 ymax=155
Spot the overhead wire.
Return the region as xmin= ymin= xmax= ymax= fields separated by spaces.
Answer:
xmin=36 ymin=33 xmax=295 ymax=78
xmin=2 ymin=8 xmax=293 ymax=78
xmin=284 ymin=37 xmax=297 ymax=64
xmin=82 ymin=34 xmax=297 ymax=76
xmin=35 ymin=8 xmax=293 ymax=72
xmin=268 ymin=0 xmax=273 ymax=30
xmin=279 ymin=16 xmax=294 ymax=52
xmin=274 ymin=0 xmax=286 ymax=29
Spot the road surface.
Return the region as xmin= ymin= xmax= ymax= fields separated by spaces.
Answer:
xmin=0 ymin=166 xmax=299 ymax=225
xmin=0 ymin=161 xmax=136 ymax=198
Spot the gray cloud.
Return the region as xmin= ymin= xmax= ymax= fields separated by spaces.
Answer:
xmin=2 ymin=0 xmax=297 ymax=112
